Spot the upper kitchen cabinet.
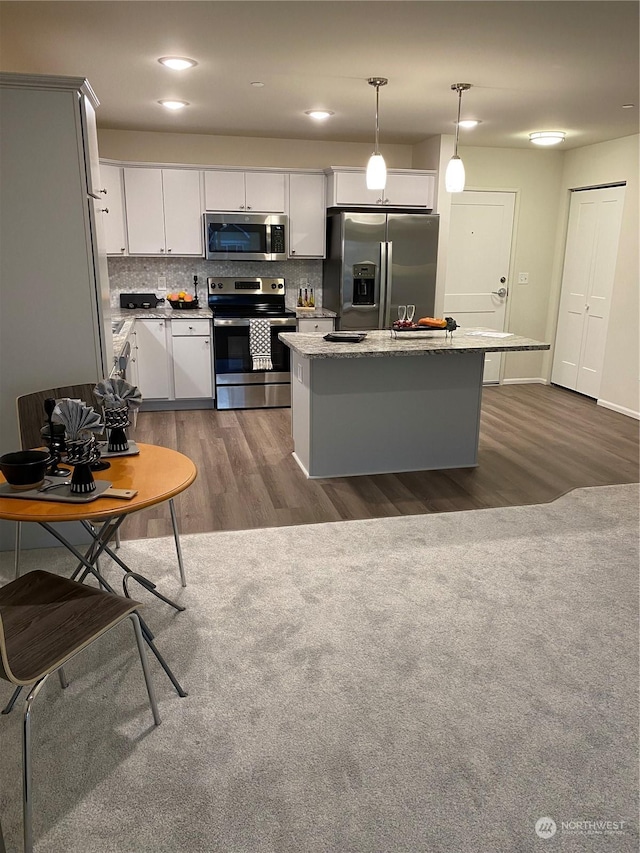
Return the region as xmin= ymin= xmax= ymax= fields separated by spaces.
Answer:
xmin=99 ymin=163 xmax=127 ymax=255
xmin=325 ymin=167 xmax=436 ymax=209
xmin=204 ymin=169 xmax=286 ymax=212
xmin=124 ymin=167 xmax=202 ymax=256
xmin=288 ymin=172 xmax=326 ymax=258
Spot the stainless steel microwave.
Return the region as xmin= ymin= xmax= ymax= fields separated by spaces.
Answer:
xmin=204 ymin=212 xmax=287 ymax=261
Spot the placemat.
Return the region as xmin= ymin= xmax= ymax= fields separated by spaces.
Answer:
xmin=0 ymin=479 xmax=113 ymax=504
xmin=96 ymin=440 xmax=140 ymax=458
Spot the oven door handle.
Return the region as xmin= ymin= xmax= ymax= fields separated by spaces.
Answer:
xmin=213 ymin=317 xmax=297 ymax=328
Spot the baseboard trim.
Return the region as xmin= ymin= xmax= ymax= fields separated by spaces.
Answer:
xmin=597 ymin=399 xmax=640 ymax=420
xmin=501 ymin=377 xmax=548 ymax=385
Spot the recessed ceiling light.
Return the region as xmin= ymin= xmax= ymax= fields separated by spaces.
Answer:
xmin=529 ymin=131 xmax=566 ymax=146
xmin=305 ymin=110 xmax=334 ymax=120
xmin=158 ymin=57 xmax=197 ymax=71
xmin=158 ymin=99 xmax=189 ymax=111
xmin=456 ymin=119 xmax=480 ymax=129
xmin=251 ymin=81 xmax=265 ymax=88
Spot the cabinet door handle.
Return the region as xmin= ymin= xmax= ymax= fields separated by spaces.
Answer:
xmin=160 ymin=248 xmax=164 ymax=252
xmin=98 ymin=188 xmax=108 ymax=195
xmin=246 ymin=205 xmax=252 ymax=210
xmin=167 ymin=248 xmax=172 ymax=253
xmin=239 ymin=204 xmax=245 ymax=209
xmin=120 ymin=247 xmax=126 ymax=253
xmin=100 ymin=208 xmax=109 ymax=214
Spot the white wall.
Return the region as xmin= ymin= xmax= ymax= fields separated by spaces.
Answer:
xmin=548 ymin=135 xmax=639 ymax=418
xmin=454 ymin=145 xmax=565 ymax=381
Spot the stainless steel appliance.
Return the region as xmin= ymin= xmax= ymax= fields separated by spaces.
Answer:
xmin=204 ymin=213 xmax=287 ymax=261
xmin=323 ymin=208 xmax=439 ymax=330
xmin=208 ymin=277 xmax=296 ymax=409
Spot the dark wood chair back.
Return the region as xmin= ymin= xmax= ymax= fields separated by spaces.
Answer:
xmin=16 ymin=384 xmax=99 ymax=450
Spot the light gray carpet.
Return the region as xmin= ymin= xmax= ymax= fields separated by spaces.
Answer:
xmin=0 ymin=484 xmax=638 ymax=853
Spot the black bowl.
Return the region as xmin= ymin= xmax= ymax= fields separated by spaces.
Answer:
xmin=0 ymin=449 xmax=52 ymax=491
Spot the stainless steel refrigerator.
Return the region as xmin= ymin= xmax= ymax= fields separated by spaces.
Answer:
xmin=323 ymin=208 xmax=439 ymax=331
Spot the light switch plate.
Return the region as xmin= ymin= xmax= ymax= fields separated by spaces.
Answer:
xmin=157 ymin=276 xmax=167 ymax=291
xmin=518 ymin=272 xmax=529 ymax=284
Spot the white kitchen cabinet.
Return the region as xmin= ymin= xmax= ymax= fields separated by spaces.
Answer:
xmin=99 ymin=163 xmax=127 ymax=255
xmin=326 ymin=168 xmax=436 ymax=209
xmin=134 ymin=319 xmax=171 ymax=399
xmin=204 ymin=169 xmax=286 ymax=212
xmin=288 ymin=173 xmax=326 ymax=258
xmin=297 ymin=317 xmax=335 ymax=333
xmin=124 ymin=167 xmax=202 ymax=256
xmin=171 ymin=319 xmax=213 ymax=399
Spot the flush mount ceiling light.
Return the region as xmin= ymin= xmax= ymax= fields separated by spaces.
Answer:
xmin=456 ymin=119 xmax=480 ymax=129
xmin=366 ymin=77 xmax=388 ymax=191
xmin=529 ymin=131 xmax=566 ymax=146
xmin=445 ymin=83 xmax=472 ymax=193
xmin=251 ymin=81 xmax=265 ymax=88
xmin=158 ymin=56 xmax=198 ymax=71
xmin=305 ymin=110 xmax=334 ymax=120
xmin=158 ymin=99 xmax=189 ymax=111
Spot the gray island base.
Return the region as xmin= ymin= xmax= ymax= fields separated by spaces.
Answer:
xmin=279 ymin=329 xmax=550 ymax=478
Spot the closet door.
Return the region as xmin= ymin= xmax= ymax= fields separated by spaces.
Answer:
xmin=552 ymin=185 xmax=625 ymax=398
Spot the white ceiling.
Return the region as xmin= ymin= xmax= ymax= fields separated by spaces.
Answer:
xmin=0 ymin=1 xmax=638 ymax=150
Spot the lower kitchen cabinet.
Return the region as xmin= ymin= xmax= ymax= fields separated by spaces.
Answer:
xmin=171 ymin=319 xmax=213 ymax=399
xmin=297 ymin=317 xmax=335 ymax=333
xmin=134 ymin=319 xmax=171 ymax=400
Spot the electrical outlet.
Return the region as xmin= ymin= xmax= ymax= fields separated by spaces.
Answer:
xmin=157 ymin=276 xmax=167 ymax=291
xmin=518 ymin=272 xmax=529 ymax=284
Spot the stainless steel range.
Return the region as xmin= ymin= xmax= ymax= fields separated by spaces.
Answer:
xmin=207 ymin=277 xmax=296 ymax=410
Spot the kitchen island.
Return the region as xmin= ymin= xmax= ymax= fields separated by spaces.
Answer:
xmin=279 ymin=329 xmax=550 ymax=478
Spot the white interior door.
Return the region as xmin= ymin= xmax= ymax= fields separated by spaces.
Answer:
xmin=444 ymin=191 xmax=516 ymax=382
xmin=551 ymin=185 xmax=625 ymax=399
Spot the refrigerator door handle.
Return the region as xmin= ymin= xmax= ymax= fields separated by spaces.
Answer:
xmin=378 ymin=242 xmax=388 ymax=328
xmin=383 ymin=241 xmax=393 ymax=328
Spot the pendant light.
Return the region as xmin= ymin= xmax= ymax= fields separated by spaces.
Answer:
xmin=445 ymin=83 xmax=472 ymax=193
xmin=366 ymin=77 xmax=388 ymax=190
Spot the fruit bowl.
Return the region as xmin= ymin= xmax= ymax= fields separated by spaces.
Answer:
xmin=167 ymin=296 xmax=200 ymax=309
xmin=167 ymin=295 xmax=199 ymax=310
xmin=0 ymin=449 xmax=52 ymax=491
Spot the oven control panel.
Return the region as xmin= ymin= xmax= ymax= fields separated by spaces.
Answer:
xmin=207 ymin=277 xmax=285 ymax=294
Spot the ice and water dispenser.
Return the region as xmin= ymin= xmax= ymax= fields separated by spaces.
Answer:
xmin=352 ymin=263 xmax=376 ymax=305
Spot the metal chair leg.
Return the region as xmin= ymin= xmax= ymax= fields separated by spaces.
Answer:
xmin=129 ymin=613 xmax=161 ymax=726
xmin=169 ymin=498 xmax=187 ymax=587
xmin=22 ymin=677 xmax=49 ymax=853
xmin=2 ymin=685 xmax=23 ymax=715
xmin=14 ymin=521 xmax=21 ymax=579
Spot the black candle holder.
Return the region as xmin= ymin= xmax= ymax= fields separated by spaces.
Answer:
xmin=40 ymin=422 xmax=70 ymax=476
xmin=104 ymin=405 xmax=130 ymax=453
xmin=66 ymin=435 xmax=100 ymax=494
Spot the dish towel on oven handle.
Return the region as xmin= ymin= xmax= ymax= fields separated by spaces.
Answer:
xmin=249 ymin=318 xmax=273 ymax=370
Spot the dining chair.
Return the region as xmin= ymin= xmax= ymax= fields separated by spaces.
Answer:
xmin=0 ymin=568 xmax=160 ymax=853
xmin=13 ymin=386 xmax=187 ymax=587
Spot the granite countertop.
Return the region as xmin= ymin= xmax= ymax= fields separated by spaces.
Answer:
xmin=111 ymin=306 xmax=213 ymax=357
xmin=294 ymin=308 xmax=337 ymax=319
xmin=279 ymin=328 xmax=551 ymax=359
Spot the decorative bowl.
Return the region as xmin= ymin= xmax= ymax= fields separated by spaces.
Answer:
xmin=0 ymin=449 xmax=52 ymax=491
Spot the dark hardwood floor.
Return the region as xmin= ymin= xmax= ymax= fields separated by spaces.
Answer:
xmin=122 ymin=383 xmax=639 ymax=540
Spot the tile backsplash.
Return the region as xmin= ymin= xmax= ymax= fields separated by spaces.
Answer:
xmin=107 ymin=257 xmax=323 ymax=310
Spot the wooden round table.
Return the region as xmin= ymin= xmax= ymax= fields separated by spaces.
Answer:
xmin=0 ymin=443 xmax=197 ymax=523
xmin=0 ymin=444 xmax=197 ymax=698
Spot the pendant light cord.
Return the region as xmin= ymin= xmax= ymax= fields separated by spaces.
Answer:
xmin=453 ymin=86 xmax=462 ymax=156
xmin=374 ymin=83 xmax=380 ymax=155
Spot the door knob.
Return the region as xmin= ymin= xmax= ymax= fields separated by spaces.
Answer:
xmin=491 ymin=287 xmax=508 ymax=298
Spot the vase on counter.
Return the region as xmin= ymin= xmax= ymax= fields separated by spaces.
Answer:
xmin=104 ymin=405 xmax=130 ymax=452
xmin=66 ymin=435 xmax=100 ymax=494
